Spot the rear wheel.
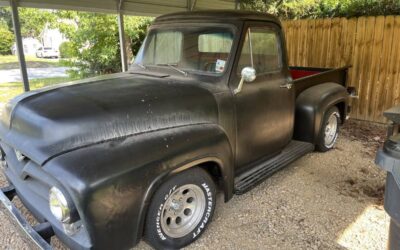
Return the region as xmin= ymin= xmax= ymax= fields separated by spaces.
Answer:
xmin=316 ymin=106 xmax=341 ymax=152
xmin=144 ymin=168 xmax=216 ymax=250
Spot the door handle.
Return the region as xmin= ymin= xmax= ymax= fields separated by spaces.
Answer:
xmin=280 ymin=82 xmax=293 ymax=89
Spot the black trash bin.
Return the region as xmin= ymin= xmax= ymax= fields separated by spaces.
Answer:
xmin=376 ymin=105 xmax=400 ymax=250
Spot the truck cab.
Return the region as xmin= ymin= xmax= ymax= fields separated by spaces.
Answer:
xmin=0 ymin=10 xmax=350 ymax=250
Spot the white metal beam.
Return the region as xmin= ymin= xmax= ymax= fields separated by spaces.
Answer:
xmin=117 ymin=0 xmax=128 ymax=72
xmin=9 ymin=0 xmax=30 ymax=91
xmin=0 ymin=0 xmax=235 ymax=16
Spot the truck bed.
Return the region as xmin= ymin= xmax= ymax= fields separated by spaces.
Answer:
xmin=290 ymin=66 xmax=349 ymax=96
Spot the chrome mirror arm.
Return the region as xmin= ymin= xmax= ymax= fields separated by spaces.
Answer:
xmin=234 ymin=77 xmax=245 ymax=95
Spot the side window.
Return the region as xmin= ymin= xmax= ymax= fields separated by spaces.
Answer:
xmin=198 ymin=33 xmax=233 ymax=53
xmin=197 ymin=32 xmax=233 ymax=73
xmin=237 ymin=27 xmax=282 ymax=75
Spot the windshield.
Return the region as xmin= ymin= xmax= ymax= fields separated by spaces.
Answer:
xmin=133 ymin=25 xmax=235 ymax=75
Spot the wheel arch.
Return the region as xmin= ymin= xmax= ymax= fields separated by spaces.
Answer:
xmin=293 ymin=82 xmax=348 ymax=144
xmin=169 ymin=157 xmax=228 ymax=199
xmin=335 ymin=101 xmax=346 ymax=124
xmin=137 ymin=156 xmax=231 ymax=243
xmin=133 ymin=124 xmax=234 ymax=245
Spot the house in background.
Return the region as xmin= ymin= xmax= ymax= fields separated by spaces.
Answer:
xmin=12 ymin=26 xmax=68 ymax=56
xmin=12 ymin=37 xmax=42 ymax=55
xmin=40 ymin=26 xmax=68 ymax=50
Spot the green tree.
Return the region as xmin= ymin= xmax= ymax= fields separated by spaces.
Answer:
xmin=334 ymin=0 xmax=400 ymax=17
xmin=57 ymin=12 xmax=121 ymax=77
xmin=0 ymin=21 xmax=14 ymax=55
xmin=0 ymin=7 xmax=56 ymax=37
xmin=18 ymin=8 xmax=56 ymax=37
xmin=1 ymin=7 xmax=57 ymax=38
xmin=125 ymin=16 xmax=153 ymax=59
xmin=0 ymin=7 xmax=12 ymax=30
xmin=239 ymin=0 xmax=400 ymax=19
xmin=56 ymin=11 xmax=152 ymax=77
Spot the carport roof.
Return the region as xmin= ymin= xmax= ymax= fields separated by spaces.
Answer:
xmin=0 ymin=0 xmax=237 ymax=16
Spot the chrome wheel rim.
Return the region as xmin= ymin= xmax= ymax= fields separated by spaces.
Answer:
xmin=324 ymin=112 xmax=339 ymax=148
xmin=161 ymin=184 xmax=206 ymax=238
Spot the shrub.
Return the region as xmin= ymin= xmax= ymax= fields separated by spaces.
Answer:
xmin=0 ymin=23 xmax=14 ymax=55
xmin=59 ymin=41 xmax=76 ymax=58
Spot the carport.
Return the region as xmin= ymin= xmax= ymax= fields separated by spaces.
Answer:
xmin=0 ymin=0 xmax=238 ymax=91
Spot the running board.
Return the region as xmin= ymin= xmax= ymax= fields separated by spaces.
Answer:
xmin=234 ymin=140 xmax=314 ymax=195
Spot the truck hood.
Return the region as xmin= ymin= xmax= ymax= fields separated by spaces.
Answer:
xmin=0 ymin=73 xmax=219 ymax=165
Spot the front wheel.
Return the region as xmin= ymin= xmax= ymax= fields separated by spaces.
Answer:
xmin=144 ymin=168 xmax=216 ymax=250
xmin=316 ymin=106 xmax=341 ymax=152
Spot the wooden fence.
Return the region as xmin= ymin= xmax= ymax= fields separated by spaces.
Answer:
xmin=282 ymin=16 xmax=400 ymax=123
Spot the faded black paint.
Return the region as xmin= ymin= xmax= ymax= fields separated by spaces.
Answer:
xmin=0 ymin=10 xmax=350 ymax=250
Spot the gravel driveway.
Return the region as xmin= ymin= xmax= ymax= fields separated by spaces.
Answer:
xmin=0 ymin=122 xmax=389 ymax=250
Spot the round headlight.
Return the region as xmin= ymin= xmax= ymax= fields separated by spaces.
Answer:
xmin=49 ymin=186 xmax=71 ymax=223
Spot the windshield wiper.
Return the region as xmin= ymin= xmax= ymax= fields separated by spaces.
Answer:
xmin=134 ymin=63 xmax=147 ymax=70
xmin=156 ymin=63 xmax=187 ymax=77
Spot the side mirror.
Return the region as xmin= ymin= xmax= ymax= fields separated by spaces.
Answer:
xmin=241 ymin=67 xmax=256 ymax=82
xmin=234 ymin=67 xmax=256 ymax=94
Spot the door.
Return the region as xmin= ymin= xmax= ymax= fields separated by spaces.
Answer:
xmin=233 ymin=23 xmax=295 ymax=172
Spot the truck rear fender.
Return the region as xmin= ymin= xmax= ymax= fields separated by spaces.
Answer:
xmin=293 ymin=82 xmax=348 ymax=144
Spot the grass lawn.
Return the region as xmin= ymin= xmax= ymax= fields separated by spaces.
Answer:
xmin=0 ymin=77 xmax=78 ymax=105
xmin=0 ymin=55 xmax=62 ymax=70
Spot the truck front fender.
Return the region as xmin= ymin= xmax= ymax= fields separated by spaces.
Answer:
xmin=45 ymin=123 xmax=234 ymax=249
xmin=293 ymin=82 xmax=348 ymax=144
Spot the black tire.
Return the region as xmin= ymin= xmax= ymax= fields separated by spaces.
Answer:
xmin=316 ymin=106 xmax=341 ymax=152
xmin=144 ymin=168 xmax=216 ymax=250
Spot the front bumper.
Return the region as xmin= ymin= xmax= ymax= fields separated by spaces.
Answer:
xmin=0 ymin=184 xmax=52 ymax=250
xmin=42 ymin=53 xmax=58 ymax=58
xmin=0 ymin=141 xmax=91 ymax=249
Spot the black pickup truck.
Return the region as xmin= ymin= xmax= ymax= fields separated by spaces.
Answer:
xmin=0 ymin=10 xmax=351 ymax=250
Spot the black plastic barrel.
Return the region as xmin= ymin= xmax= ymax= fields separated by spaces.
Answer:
xmin=386 ymin=173 xmax=400 ymax=249
xmin=376 ymin=105 xmax=400 ymax=250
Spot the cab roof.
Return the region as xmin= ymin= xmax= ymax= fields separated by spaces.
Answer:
xmin=155 ymin=10 xmax=281 ymax=26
